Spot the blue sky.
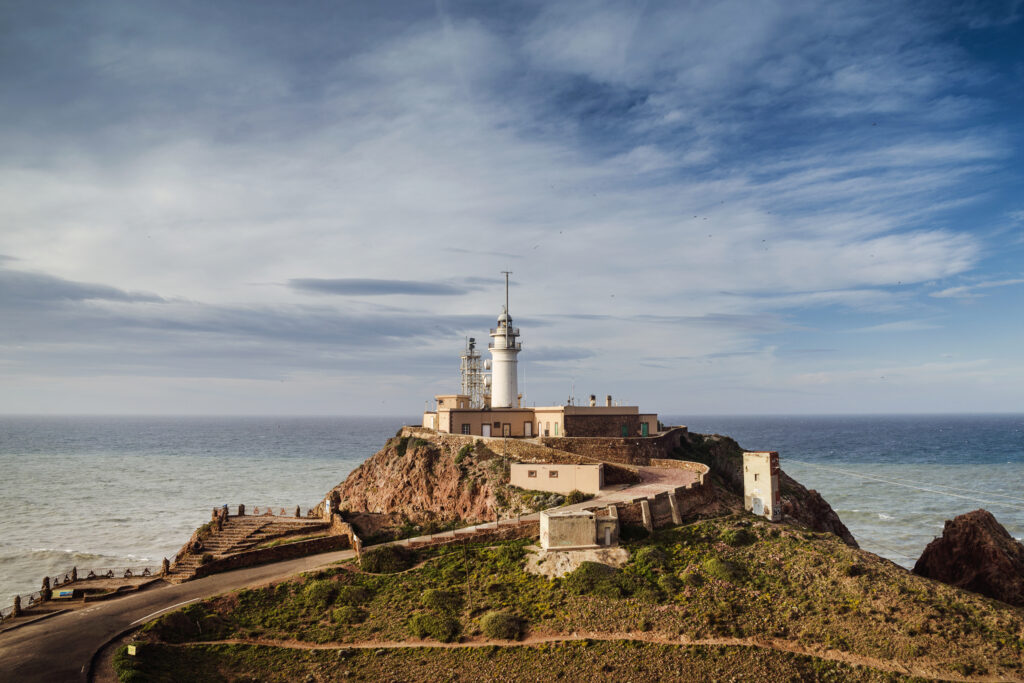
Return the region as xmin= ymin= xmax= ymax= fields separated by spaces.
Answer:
xmin=1 ymin=0 xmax=1022 ymax=415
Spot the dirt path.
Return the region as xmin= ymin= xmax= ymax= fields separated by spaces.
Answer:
xmin=173 ymin=631 xmax=1010 ymax=682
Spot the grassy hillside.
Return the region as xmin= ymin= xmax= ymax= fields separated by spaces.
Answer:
xmin=118 ymin=514 xmax=1024 ymax=682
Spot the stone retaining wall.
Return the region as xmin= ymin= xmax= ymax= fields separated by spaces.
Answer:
xmin=404 ymin=520 xmax=539 ymax=550
xmin=190 ymin=535 xmax=351 ymax=580
xmin=538 ymin=427 xmax=688 ymax=465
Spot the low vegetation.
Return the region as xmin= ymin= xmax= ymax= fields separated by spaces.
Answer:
xmin=121 ymin=515 xmax=1024 ymax=681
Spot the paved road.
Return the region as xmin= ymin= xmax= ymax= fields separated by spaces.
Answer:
xmin=0 ymin=465 xmax=695 ymax=682
xmin=0 ymin=548 xmax=356 ymax=683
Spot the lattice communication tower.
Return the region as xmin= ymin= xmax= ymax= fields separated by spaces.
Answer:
xmin=460 ymin=337 xmax=487 ymax=409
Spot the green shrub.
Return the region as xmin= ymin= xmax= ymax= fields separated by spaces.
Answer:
xmin=301 ymin=579 xmax=337 ymax=610
xmin=332 ymin=605 xmax=365 ymax=624
xmin=632 ymin=545 xmax=669 ymax=573
xmin=564 ymin=562 xmax=622 ymax=596
xmin=395 ymin=436 xmax=411 ymax=457
xmin=480 ymin=610 xmax=523 ymax=640
xmin=702 ymin=557 xmax=741 ymax=583
xmin=408 ymin=613 xmax=461 ymax=642
xmin=563 ymin=490 xmax=590 ymax=505
xmin=455 ymin=443 xmax=472 ymax=464
xmin=360 ymin=545 xmax=415 ymax=573
xmin=421 ymin=588 xmax=463 ymax=614
xmin=721 ymin=527 xmax=755 ymax=546
xmin=681 ymin=571 xmax=704 ymax=587
xmin=112 ymin=644 xmax=145 ymax=682
xmin=410 ymin=438 xmax=430 ymax=450
xmin=335 ymin=585 xmax=370 ymax=605
xmin=657 ymin=574 xmax=682 ymax=594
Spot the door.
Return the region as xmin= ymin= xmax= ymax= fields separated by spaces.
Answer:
xmin=604 ymin=526 xmax=611 ymax=546
xmin=482 ymin=424 xmax=491 ymax=437
xmin=641 ymin=422 xmax=649 ymax=437
xmin=524 ymin=422 xmax=533 ymax=437
xmin=752 ymin=498 xmax=763 ymax=516
xmin=502 ymin=423 xmax=511 ymax=437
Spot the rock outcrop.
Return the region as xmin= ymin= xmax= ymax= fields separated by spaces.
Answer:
xmin=325 ymin=435 xmax=507 ymax=536
xmin=913 ymin=509 xmax=1024 ymax=607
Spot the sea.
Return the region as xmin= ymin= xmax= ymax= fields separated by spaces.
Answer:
xmin=1 ymin=414 xmax=1022 ymax=603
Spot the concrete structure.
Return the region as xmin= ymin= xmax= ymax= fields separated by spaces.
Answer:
xmin=540 ymin=506 xmax=620 ymax=550
xmin=509 ymin=463 xmax=604 ymax=495
xmin=743 ymin=451 xmax=781 ymax=521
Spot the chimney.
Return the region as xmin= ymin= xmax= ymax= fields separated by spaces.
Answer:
xmin=589 ymin=394 xmax=596 ymax=407
xmin=606 ymin=395 xmax=612 ymax=407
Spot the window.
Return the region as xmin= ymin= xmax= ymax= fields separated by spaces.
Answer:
xmin=527 ymin=470 xmax=537 ymax=478
xmin=461 ymin=424 xmax=470 ymax=435
xmin=554 ymin=423 xmax=559 ymax=436
xmin=753 ymin=473 xmax=759 ymax=481
xmin=549 ymin=470 xmax=559 ymax=478
xmin=493 ymin=421 xmax=501 ymax=429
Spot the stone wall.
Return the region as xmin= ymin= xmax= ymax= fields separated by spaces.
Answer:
xmin=404 ymin=520 xmax=539 ymax=550
xmin=649 ymin=458 xmax=710 ymax=484
xmin=190 ymin=535 xmax=351 ymax=580
xmin=539 ymin=427 xmax=688 ymax=465
xmin=564 ymin=414 xmax=642 ymax=438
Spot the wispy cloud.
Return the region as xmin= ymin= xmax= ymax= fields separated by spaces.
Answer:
xmin=288 ymin=278 xmax=468 ymax=296
xmin=930 ymin=278 xmax=1024 ymax=299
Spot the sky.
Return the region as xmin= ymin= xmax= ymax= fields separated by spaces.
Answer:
xmin=1 ymin=0 xmax=1023 ymax=416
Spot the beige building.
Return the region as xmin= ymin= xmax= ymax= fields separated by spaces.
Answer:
xmin=509 ymin=463 xmax=604 ymax=495
xmin=423 ymin=393 xmax=659 ymax=439
xmin=743 ymin=451 xmax=781 ymax=521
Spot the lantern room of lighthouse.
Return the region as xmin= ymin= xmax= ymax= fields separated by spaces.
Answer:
xmin=489 ymin=282 xmax=521 ymax=408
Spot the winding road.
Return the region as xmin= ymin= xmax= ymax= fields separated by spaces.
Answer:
xmin=0 ymin=465 xmax=699 ymax=682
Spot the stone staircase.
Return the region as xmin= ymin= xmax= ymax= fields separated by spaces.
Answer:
xmin=167 ymin=516 xmax=330 ymax=582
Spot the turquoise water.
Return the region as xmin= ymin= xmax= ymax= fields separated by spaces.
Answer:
xmin=1 ymin=414 xmax=1022 ymax=601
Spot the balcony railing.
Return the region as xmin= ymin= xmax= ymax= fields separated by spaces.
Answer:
xmin=489 ymin=327 xmax=520 ymax=337
xmin=488 ymin=341 xmax=522 ymax=350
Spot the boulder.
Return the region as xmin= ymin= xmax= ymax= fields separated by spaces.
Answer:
xmin=913 ymin=509 xmax=1024 ymax=607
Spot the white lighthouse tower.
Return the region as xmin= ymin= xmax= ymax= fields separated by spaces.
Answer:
xmin=489 ymin=272 xmax=521 ymax=409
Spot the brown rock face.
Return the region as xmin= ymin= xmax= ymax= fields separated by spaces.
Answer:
xmin=913 ymin=509 xmax=1024 ymax=607
xmin=778 ymin=472 xmax=858 ymax=548
xmin=327 ymin=436 xmax=501 ymax=531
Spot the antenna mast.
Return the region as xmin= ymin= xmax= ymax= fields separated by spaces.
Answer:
xmin=501 ymin=270 xmax=512 ymax=348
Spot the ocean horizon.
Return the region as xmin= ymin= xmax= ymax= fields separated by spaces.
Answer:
xmin=2 ymin=413 xmax=1022 ymax=603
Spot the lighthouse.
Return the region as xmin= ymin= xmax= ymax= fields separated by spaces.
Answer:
xmin=489 ymin=272 xmax=521 ymax=408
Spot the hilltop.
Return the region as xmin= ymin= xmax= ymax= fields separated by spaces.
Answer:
xmin=111 ymin=428 xmax=1024 ymax=681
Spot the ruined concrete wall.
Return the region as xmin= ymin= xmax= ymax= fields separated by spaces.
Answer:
xmin=649 ymin=492 xmax=674 ymax=528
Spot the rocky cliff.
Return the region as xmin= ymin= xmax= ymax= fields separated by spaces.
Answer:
xmin=325 ymin=434 xmax=528 ymax=539
xmin=674 ymin=431 xmax=858 ymax=547
xmin=913 ymin=508 xmax=1024 ymax=607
